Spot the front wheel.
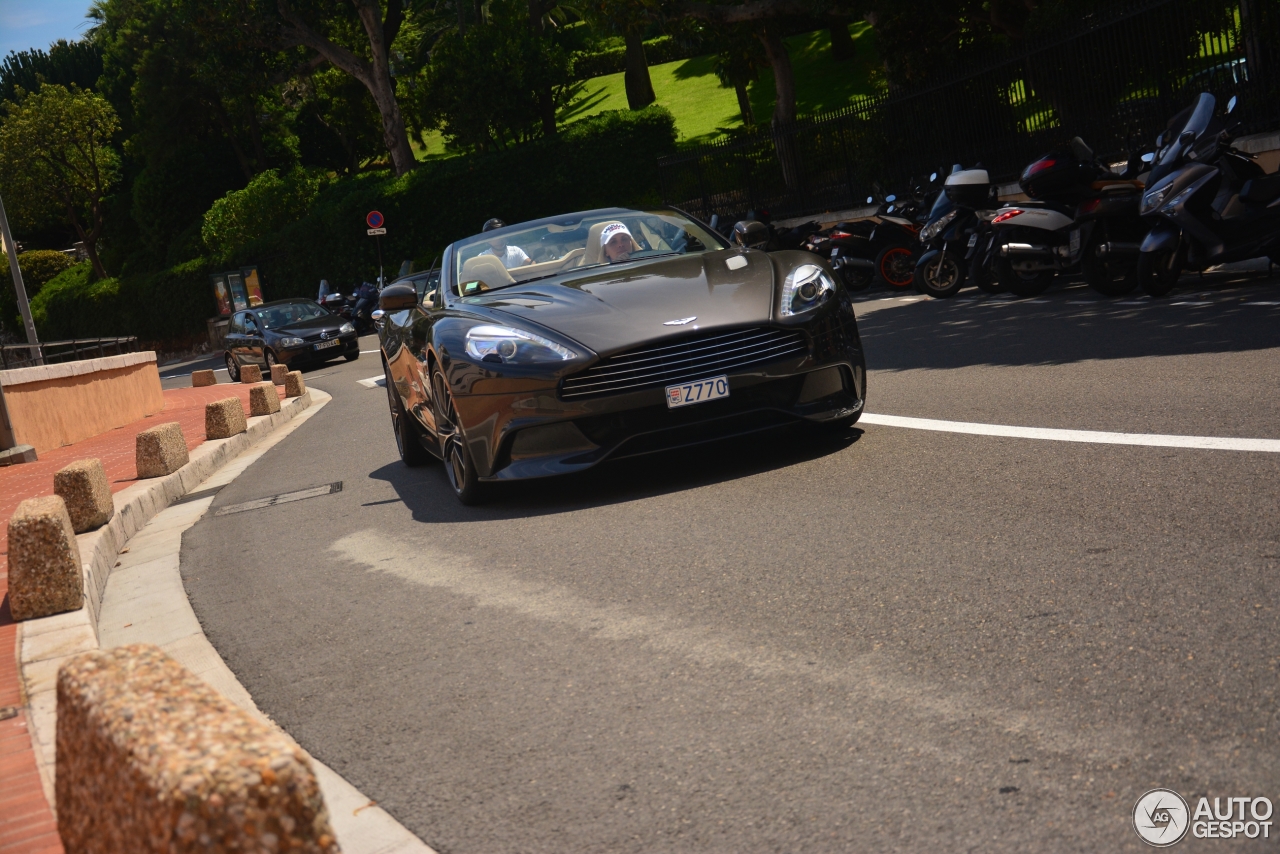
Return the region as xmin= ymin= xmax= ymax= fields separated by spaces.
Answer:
xmin=837 ymin=264 xmax=873 ymax=292
xmin=430 ymin=366 xmax=489 ymax=505
xmin=1137 ymin=246 xmax=1183 ymax=297
xmin=914 ymin=251 xmax=966 ymax=298
xmin=969 ymin=250 xmax=1002 ymax=293
xmin=1082 ymin=245 xmax=1138 ymax=296
xmin=994 ymin=258 xmax=1054 ymax=297
xmin=874 ymin=245 xmax=915 ymax=289
xmin=344 ymin=349 xmax=360 ymax=362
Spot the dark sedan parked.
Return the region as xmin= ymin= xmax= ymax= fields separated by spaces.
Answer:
xmin=378 ymin=206 xmax=866 ymax=504
xmin=223 ymin=299 xmax=359 ymax=380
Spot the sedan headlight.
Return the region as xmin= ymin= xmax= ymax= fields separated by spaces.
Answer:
xmin=339 ymin=322 xmax=355 ymax=334
xmin=919 ymin=209 xmax=957 ymax=243
xmin=277 ymin=337 xmax=305 ymax=348
xmin=780 ymin=264 xmax=836 ymax=317
xmin=1140 ymin=185 xmax=1171 ymax=215
xmin=464 ymin=325 xmax=577 ymax=364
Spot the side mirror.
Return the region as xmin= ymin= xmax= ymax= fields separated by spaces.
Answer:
xmin=929 ymin=172 xmax=938 ymax=183
xmin=1227 ymin=95 xmax=1237 ymax=115
xmin=1179 ymin=130 xmax=1196 ymax=145
xmin=732 ymin=220 xmax=770 ymax=251
xmin=1141 ymin=152 xmax=1155 ymax=164
xmin=866 ymin=195 xmax=874 ymax=204
xmin=379 ymin=283 xmax=417 ymax=311
xmin=886 ymin=194 xmax=897 ymax=202
xmin=709 ymin=214 xmax=720 ymax=230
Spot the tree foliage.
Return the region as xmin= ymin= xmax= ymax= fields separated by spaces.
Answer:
xmin=0 ymin=39 xmax=105 ymax=104
xmin=201 ymin=167 xmax=320 ymax=256
xmin=0 ymin=83 xmax=121 ymax=278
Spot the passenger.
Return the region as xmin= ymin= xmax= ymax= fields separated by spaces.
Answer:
xmin=600 ymin=222 xmax=639 ymax=263
xmin=480 ymin=232 xmax=533 ymax=269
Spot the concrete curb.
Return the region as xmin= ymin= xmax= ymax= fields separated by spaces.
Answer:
xmin=16 ymin=387 xmax=435 ymax=854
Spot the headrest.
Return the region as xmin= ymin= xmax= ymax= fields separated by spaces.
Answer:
xmin=459 ymin=254 xmax=514 ymax=291
xmin=584 ymin=220 xmax=641 ymax=265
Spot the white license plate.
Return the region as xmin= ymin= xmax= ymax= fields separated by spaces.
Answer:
xmin=1069 ymin=229 xmax=1081 ymax=255
xmin=968 ymin=233 xmax=978 ymax=247
xmin=830 ymin=248 xmax=840 ymax=257
xmin=314 ymin=339 xmax=341 ymax=350
xmin=666 ymin=376 xmax=729 ymax=409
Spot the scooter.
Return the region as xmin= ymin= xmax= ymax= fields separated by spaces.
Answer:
xmin=984 ymin=137 xmax=1149 ymax=297
xmin=914 ymin=165 xmax=999 ymax=298
xmin=1137 ymin=93 xmax=1280 ymax=296
xmin=833 ymin=182 xmax=932 ymax=290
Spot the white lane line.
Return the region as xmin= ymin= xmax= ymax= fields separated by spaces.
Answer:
xmin=1244 ymin=301 xmax=1280 ymax=306
xmin=860 ymin=413 xmax=1280 ymax=453
xmin=1170 ymin=301 xmax=1213 ymax=306
xmin=357 ymin=375 xmax=386 ymax=388
xmin=360 ymin=349 xmax=381 ymax=353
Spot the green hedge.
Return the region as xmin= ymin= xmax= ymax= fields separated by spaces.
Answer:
xmin=31 ymin=107 xmax=677 ymax=346
xmin=571 ymin=37 xmax=696 ymax=81
xmin=1 ymin=250 xmax=75 ymax=339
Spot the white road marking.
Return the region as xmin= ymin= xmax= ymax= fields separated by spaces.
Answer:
xmin=1170 ymin=301 xmax=1212 ymax=306
xmin=214 ymin=482 xmax=342 ymax=516
xmin=360 ymin=349 xmax=381 ymax=353
xmin=1243 ymin=301 xmax=1280 ymax=306
xmin=860 ymin=413 xmax=1280 ymax=453
xmin=357 ymin=375 xmax=386 ymax=388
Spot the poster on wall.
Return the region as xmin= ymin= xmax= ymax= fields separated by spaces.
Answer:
xmin=241 ymin=266 xmax=265 ymax=306
xmin=210 ymin=273 xmax=233 ymax=316
xmin=226 ymin=271 xmax=249 ymax=311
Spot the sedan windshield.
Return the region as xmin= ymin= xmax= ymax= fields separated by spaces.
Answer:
xmin=255 ymin=300 xmax=328 ymax=329
xmin=453 ymin=209 xmax=727 ymax=294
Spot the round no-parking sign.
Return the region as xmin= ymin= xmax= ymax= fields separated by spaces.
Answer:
xmin=366 ymin=211 xmax=385 ymax=229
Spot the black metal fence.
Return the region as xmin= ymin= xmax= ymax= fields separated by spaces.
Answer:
xmin=0 ymin=337 xmax=140 ymax=370
xmin=658 ymin=0 xmax=1280 ymax=222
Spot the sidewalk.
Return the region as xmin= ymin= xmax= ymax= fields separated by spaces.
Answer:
xmin=0 ymin=381 xmax=283 ymax=853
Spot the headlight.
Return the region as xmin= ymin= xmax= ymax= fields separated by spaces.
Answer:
xmin=339 ymin=322 xmax=355 ymax=334
xmin=1140 ymin=185 xmax=1170 ymax=215
xmin=780 ymin=264 xmax=836 ymax=317
xmin=464 ymin=325 xmax=577 ymax=364
xmin=278 ymin=337 xmax=304 ymax=347
xmin=919 ymin=209 xmax=957 ymax=243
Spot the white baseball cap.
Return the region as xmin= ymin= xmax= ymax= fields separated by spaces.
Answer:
xmin=600 ymin=222 xmax=633 ymax=247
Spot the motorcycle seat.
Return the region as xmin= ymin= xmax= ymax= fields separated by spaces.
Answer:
xmin=1014 ymin=199 xmax=1076 ymax=216
xmin=1240 ymin=174 xmax=1280 ymax=205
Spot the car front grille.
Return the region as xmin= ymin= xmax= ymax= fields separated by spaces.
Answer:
xmin=560 ymin=327 xmax=808 ymax=400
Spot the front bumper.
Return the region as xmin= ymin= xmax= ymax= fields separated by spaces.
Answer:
xmin=278 ymin=334 xmax=359 ymax=365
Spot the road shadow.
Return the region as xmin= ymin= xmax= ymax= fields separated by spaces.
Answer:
xmin=368 ymin=424 xmax=863 ymax=523
xmin=860 ymin=276 xmax=1280 ymax=372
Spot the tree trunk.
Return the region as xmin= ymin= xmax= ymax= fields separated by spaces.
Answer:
xmin=759 ymin=25 xmax=798 ymax=188
xmin=734 ymin=81 xmax=754 ymax=126
xmin=624 ymin=30 xmax=656 ymax=109
xmin=828 ymin=19 xmax=855 ymax=61
xmin=68 ymin=203 xmax=107 ymax=280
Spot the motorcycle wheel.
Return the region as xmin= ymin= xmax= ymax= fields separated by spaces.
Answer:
xmin=1137 ymin=247 xmax=1183 ymax=297
xmin=224 ymin=352 xmax=240 ymax=382
xmin=385 ymin=360 xmax=431 ymax=467
xmin=1082 ymin=245 xmax=1138 ymax=296
xmin=914 ymin=252 xmax=966 ymax=299
xmin=969 ymin=252 xmax=1002 ymax=293
xmin=994 ymin=258 xmax=1054 ymax=297
xmin=874 ymin=245 xmax=915 ymax=289
xmin=430 ymin=364 xmax=489 ymax=505
xmin=838 ymin=265 xmax=873 ymax=292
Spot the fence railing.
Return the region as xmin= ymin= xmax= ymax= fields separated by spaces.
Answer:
xmin=0 ymin=337 xmax=140 ymax=371
xmin=658 ymin=0 xmax=1280 ymax=222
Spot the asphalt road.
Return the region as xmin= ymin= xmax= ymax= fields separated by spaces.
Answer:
xmin=181 ymin=273 xmax=1280 ymax=853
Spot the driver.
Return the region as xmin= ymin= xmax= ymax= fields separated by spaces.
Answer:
xmin=600 ymin=222 xmax=639 ymax=263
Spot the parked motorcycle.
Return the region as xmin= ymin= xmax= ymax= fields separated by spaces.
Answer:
xmin=1137 ymin=92 xmax=1280 ymax=296
xmin=982 ymin=137 xmax=1150 ymax=297
xmin=829 ymin=183 xmax=931 ymax=290
xmin=914 ymin=165 xmax=999 ymax=298
xmin=802 ymin=222 xmax=877 ymax=291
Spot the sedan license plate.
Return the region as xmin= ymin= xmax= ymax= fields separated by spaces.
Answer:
xmin=967 ymin=233 xmax=978 ymax=248
xmin=666 ymin=376 xmax=729 ymax=409
xmin=314 ymin=338 xmax=341 ymax=351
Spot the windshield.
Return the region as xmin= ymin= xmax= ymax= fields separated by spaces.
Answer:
xmin=453 ymin=209 xmax=728 ymax=294
xmin=927 ymin=190 xmax=954 ymax=221
xmin=255 ymin=301 xmax=328 ymax=329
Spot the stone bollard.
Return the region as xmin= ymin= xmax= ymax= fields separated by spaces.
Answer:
xmin=240 ymin=364 xmax=262 ymax=384
xmin=250 ymin=382 xmax=282 ymax=416
xmin=53 ymin=458 xmax=115 ymax=533
xmin=135 ymin=422 xmax=189 ymax=479
xmin=285 ymin=371 xmax=307 ymax=398
xmin=57 ymin=644 xmax=340 ymax=852
xmin=205 ymin=397 xmax=247 ymax=439
xmin=7 ymin=496 xmax=83 ymax=621
xmin=270 ymin=364 xmax=289 ymax=385
xmin=191 ymin=369 xmax=217 ymax=387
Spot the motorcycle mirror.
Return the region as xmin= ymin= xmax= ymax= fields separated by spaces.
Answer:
xmin=1141 ymin=152 xmax=1155 ymax=163
xmin=866 ymin=196 xmax=874 ymax=204
xmin=1226 ymin=95 xmax=1237 ymax=115
xmin=732 ymin=220 xmax=770 ymax=251
xmin=929 ymin=172 xmax=938 ymax=183
xmin=1179 ymin=129 xmax=1196 ymax=144
xmin=886 ymin=194 xmax=897 ymax=202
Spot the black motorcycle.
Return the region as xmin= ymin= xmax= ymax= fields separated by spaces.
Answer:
xmin=914 ymin=165 xmax=999 ymax=298
xmin=802 ymin=221 xmax=877 ymax=291
xmin=833 ymin=183 xmax=931 ymax=290
xmin=1137 ymin=92 xmax=1280 ymax=296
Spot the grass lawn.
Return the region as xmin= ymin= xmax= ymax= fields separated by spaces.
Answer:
xmin=415 ymin=22 xmax=883 ymax=158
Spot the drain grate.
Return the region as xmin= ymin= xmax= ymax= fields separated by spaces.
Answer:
xmin=214 ymin=482 xmax=342 ymax=517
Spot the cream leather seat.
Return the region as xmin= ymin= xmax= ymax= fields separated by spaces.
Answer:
xmin=459 ymin=254 xmax=514 ymax=292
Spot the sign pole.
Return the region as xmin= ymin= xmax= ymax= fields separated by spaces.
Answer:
xmin=0 ymin=187 xmax=41 ymax=365
xmin=376 ymin=234 xmax=384 ymax=287
xmin=366 ymin=211 xmax=387 ymax=287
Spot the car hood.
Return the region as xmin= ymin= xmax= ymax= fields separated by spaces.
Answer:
xmin=472 ymin=250 xmax=777 ymax=355
xmin=266 ymin=315 xmax=345 ymax=336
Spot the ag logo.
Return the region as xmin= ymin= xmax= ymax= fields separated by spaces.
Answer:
xmin=1133 ymin=788 xmax=1190 ymax=847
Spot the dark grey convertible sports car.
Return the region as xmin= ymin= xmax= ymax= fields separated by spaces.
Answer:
xmin=377 ymin=207 xmax=866 ymax=503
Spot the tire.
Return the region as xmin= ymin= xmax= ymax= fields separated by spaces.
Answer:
xmin=1082 ymin=244 xmax=1138 ymax=296
xmin=265 ymin=349 xmax=279 ymax=370
xmin=344 ymin=350 xmax=360 ymax=362
xmin=969 ymin=251 xmax=1002 ymax=293
xmin=838 ymin=265 xmax=873 ymax=292
xmin=224 ymin=352 xmax=240 ymax=382
xmin=994 ymin=257 xmax=1054 ymax=297
xmin=385 ymin=361 xmax=431 ymax=467
xmin=1137 ymin=246 xmax=1182 ymax=298
xmin=914 ymin=251 xmax=966 ymax=298
xmin=430 ymin=365 xmax=489 ymax=505
xmin=874 ymin=245 xmax=915 ymax=289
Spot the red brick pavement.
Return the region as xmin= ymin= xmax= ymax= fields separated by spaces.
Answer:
xmin=0 ymin=380 xmax=284 ymax=852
